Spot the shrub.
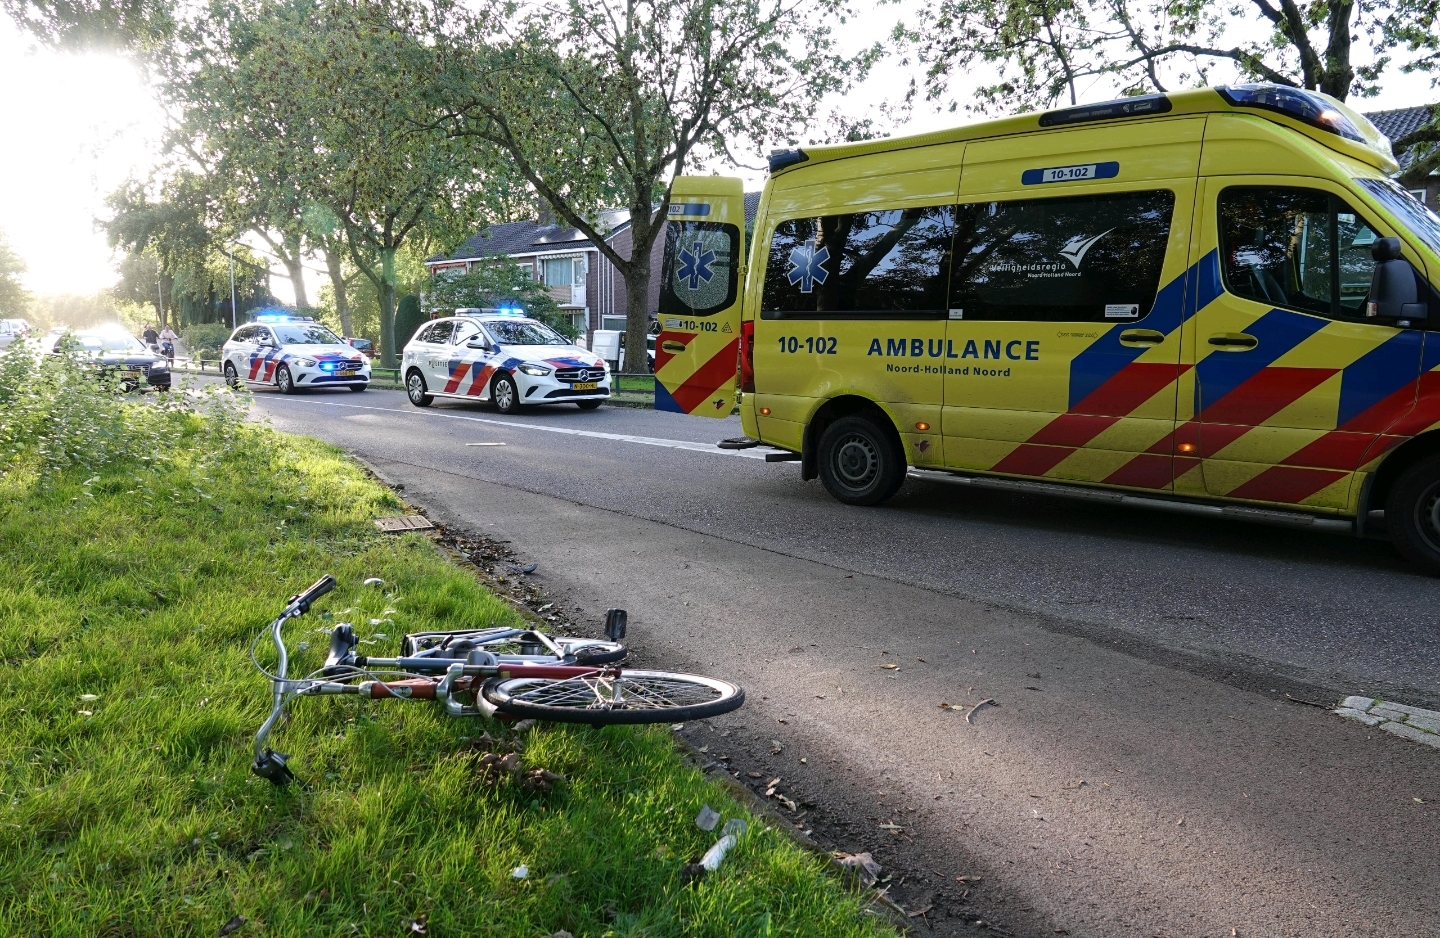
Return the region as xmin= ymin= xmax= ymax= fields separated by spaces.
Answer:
xmin=0 ymin=339 xmax=245 ymax=475
xmin=181 ymin=322 xmax=233 ymax=360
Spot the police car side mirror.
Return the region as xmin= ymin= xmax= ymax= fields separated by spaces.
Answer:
xmin=466 ymin=337 xmax=492 ymax=351
xmin=1367 ymin=238 xmax=1428 ymax=326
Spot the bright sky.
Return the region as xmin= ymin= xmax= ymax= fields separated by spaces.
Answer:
xmin=0 ymin=12 xmax=1435 ymax=301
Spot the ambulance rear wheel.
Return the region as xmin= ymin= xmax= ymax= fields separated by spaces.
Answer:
xmin=1385 ymin=454 xmax=1440 ymax=575
xmin=406 ymin=369 xmax=432 ymax=407
xmin=817 ymin=415 xmax=906 ymax=506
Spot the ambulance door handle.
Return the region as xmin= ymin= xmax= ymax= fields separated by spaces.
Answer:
xmin=1118 ymin=329 xmax=1164 ymax=347
xmin=1208 ymin=332 xmax=1258 ymax=351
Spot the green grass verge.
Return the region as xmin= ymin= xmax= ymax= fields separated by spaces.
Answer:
xmin=0 ymin=425 xmax=894 ymax=938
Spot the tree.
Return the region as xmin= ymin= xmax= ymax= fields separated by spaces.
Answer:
xmin=1 ymin=0 xmax=171 ymax=50
xmin=907 ymin=0 xmax=1440 ymax=114
xmin=0 ymin=229 xmax=28 ymax=318
xmin=218 ymin=0 xmax=514 ymax=369
xmin=426 ymin=260 xmax=568 ymax=334
xmin=425 ymin=0 xmax=872 ymax=372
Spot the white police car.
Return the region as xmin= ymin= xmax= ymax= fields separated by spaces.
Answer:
xmin=221 ymin=316 xmax=370 ymax=393
xmin=402 ymin=309 xmax=609 ymax=413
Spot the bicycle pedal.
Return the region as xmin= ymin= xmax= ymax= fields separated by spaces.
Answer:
xmin=604 ymin=608 xmax=627 ymax=642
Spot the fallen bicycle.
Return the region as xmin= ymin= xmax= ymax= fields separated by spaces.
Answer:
xmin=251 ymin=575 xmax=745 ymax=786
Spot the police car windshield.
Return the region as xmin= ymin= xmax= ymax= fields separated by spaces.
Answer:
xmin=1355 ymin=177 xmax=1440 ymax=257
xmin=486 ymin=320 xmax=565 ymax=345
xmin=66 ymin=331 xmax=145 ymax=352
xmin=272 ymin=323 xmax=343 ymax=345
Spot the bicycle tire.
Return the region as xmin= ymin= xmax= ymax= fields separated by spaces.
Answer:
xmin=481 ymin=670 xmax=744 ymax=725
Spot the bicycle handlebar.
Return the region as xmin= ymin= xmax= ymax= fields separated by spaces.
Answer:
xmin=287 ymin=574 xmax=336 ymax=615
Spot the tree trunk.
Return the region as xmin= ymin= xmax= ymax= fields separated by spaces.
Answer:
xmin=622 ymin=260 xmax=651 ymax=374
xmin=379 ymin=246 xmax=397 ymax=369
xmin=325 ymin=246 xmax=353 ymax=336
xmin=280 ymin=255 xmax=310 ymax=310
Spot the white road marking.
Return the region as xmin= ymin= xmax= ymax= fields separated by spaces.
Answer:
xmin=261 ymin=397 xmax=776 ymax=460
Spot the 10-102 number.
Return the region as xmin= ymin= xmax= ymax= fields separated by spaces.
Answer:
xmin=778 ymin=336 xmax=838 ymax=354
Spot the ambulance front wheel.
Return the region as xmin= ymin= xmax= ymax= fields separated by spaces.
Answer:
xmin=406 ymin=369 xmax=432 ymax=407
xmin=817 ymin=415 xmax=907 ymax=506
xmin=1386 ymin=453 xmax=1440 ymax=575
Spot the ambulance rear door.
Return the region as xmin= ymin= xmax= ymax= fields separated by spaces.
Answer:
xmin=654 ymin=177 xmax=746 ymax=416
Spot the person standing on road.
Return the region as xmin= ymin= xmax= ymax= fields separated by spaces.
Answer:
xmin=142 ymin=324 xmax=160 ymax=350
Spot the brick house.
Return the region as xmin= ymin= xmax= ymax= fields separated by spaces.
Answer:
xmin=1364 ymin=104 xmax=1439 ymax=206
xmin=427 ymin=195 xmax=761 ymax=343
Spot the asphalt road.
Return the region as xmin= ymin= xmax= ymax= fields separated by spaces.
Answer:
xmin=240 ymin=382 xmax=1440 ymax=938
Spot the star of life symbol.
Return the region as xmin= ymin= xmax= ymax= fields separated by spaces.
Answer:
xmin=1059 ymin=229 xmax=1113 ymax=269
xmin=787 ymin=244 xmax=831 ymax=293
xmin=676 ymin=240 xmax=716 ymax=290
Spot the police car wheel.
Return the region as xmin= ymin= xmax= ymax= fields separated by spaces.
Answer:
xmin=405 ymin=369 xmax=432 ymax=407
xmin=576 ymin=400 xmax=602 ymax=410
xmin=1386 ymin=453 xmax=1440 ymax=575
xmin=492 ymin=373 xmax=520 ymax=414
xmin=276 ymin=364 xmax=297 ymax=394
xmin=348 ymin=383 xmax=367 ymax=392
xmin=817 ymin=415 xmax=906 ymax=507
xmin=223 ymin=361 xmax=241 ymax=389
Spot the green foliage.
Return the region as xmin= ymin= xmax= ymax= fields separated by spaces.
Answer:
xmin=395 ymin=294 xmax=425 ymax=348
xmin=0 ymin=395 xmax=895 ymax=938
xmin=906 ymin=0 xmax=1440 ymax=112
xmin=428 ymin=0 xmax=873 ymax=371
xmin=0 ymin=228 xmax=29 ymax=318
xmin=181 ymin=322 xmax=232 ymax=360
xmin=426 ymin=261 xmax=573 ymax=337
xmin=0 ymin=340 xmax=244 ymax=475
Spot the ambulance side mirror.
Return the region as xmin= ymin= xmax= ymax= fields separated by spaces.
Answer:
xmin=1367 ymin=238 xmax=1428 ymax=326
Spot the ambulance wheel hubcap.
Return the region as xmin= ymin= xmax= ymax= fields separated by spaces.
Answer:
xmin=834 ymin=435 xmax=879 ymax=489
xmin=1420 ymin=483 xmax=1440 ymax=552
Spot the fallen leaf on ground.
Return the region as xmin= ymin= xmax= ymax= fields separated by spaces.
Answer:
xmin=877 ymin=663 xmax=899 ymax=670
xmin=1061 ymin=779 xmax=1086 ymax=790
xmin=776 ymin=794 xmax=798 ymax=811
xmin=966 ymin=698 xmax=998 ymax=724
xmin=907 ymin=904 xmax=933 ymax=917
xmin=836 ymin=851 xmax=882 ymax=886
xmin=218 ymin=916 xmax=247 ymax=937
xmin=747 ymin=772 xmax=762 ymax=778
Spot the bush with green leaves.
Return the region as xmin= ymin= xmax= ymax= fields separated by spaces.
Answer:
xmin=395 ymin=293 xmax=425 ymax=348
xmin=180 ymin=322 xmax=233 ymax=360
xmin=427 ymin=260 xmax=574 ymax=338
xmin=0 ymin=339 xmax=245 ymax=476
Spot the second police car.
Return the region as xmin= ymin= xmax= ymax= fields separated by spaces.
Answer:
xmin=402 ymin=308 xmax=610 ymax=412
xmin=222 ymin=316 xmax=371 ymax=393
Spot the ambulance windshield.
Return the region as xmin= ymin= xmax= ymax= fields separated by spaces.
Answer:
xmin=1356 ymin=177 xmax=1440 ymax=257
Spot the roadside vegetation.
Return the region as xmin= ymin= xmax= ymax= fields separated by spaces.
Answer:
xmin=0 ymin=352 xmax=894 ymax=937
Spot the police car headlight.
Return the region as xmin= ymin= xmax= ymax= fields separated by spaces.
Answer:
xmin=299 ymin=358 xmax=317 ymax=368
xmin=518 ymin=363 xmax=552 ymax=376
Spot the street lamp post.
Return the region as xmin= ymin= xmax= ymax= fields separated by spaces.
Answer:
xmin=229 ymin=247 xmax=238 ymax=329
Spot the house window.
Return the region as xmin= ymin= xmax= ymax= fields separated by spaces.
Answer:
xmin=1409 ymin=189 xmax=1428 ymax=204
xmin=602 ymin=315 xmax=627 ymax=332
xmin=543 ymin=257 xmax=575 ymax=286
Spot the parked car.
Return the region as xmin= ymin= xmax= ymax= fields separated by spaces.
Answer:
xmin=221 ymin=316 xmax=370 ymax=393
xmin=402 ymin=310 xmax=610 ymax=413
xmin=344 ymin=337 xmax=376 ymax=358
xmin=0 ymin=318 xmax=31 ymax=350
xmin=49 ymin=327 xmax=170 ymax=391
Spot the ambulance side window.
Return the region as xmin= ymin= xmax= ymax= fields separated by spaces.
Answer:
xmin=1218 ymin=186 xmax=1379 ymax=320
xmin=948 ymin=190 xmax=1175 ymax=323
xmin=761 ymin=206 xmax=955 ymax=319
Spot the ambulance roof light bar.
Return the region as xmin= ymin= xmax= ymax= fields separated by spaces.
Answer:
xmin=1038 ymin=93 xmax=1172 ymax=127
xmin=1215 ymin=83 xmax=1390 ymax=158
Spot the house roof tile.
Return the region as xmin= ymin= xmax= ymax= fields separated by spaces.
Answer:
xmin=1362 ymin=105 xmax=1438 ymax=174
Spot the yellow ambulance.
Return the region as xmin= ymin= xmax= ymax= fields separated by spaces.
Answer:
xmin=653 ymin=84 xmax=1440 ymax=572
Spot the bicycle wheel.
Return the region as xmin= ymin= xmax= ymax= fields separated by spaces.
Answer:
xmin=563 ymin=638 xmax=627 ymax=665
xmin=482 ymin=670 xmax=743 ymax=725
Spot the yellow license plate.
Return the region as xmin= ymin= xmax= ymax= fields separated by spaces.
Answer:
xmin=573 ymin=381 xmax=599 ymax=391
xmin=337 ymin=368 xmax=358 ymax=376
